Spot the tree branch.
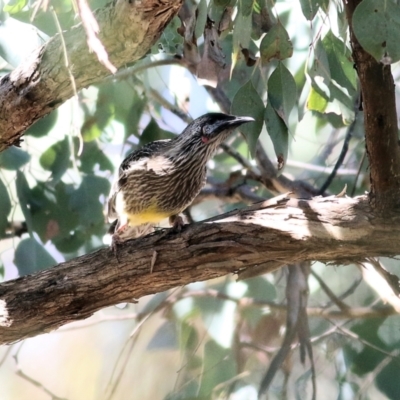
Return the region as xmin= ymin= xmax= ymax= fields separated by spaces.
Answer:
xmin=344 ymin=0 xmax=400 ymax=212
xmin=1 ymin=194 xmax=400 ymax=345
xmin=0 ymin=0 xmax=183 ymax=151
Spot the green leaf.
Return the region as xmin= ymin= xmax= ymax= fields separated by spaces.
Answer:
xmin=322 ymin=31 xmax=356 ymax=94
xmin=344 ymin=319 xmax=387 ymax=375
xmin=376 ymin=360 xmax=400 ymax=400
xmin=139 ymin=119 xmax=175 ymax=146
xmin=307 ymin=87 xmax=328 ymax=113
xmin=299 ymin=0 xmax=329 ymax=20
xmin=79 ymin=140 xmax=114 ymax=174
xmin=353 ymin=0 xmax=400 ymax=63
xmin=327 ymin=82 xmax=355 ymax=124
xmin=0 ymin=146 xmax=30 ymax=170
xmin=39 ymin=136 xmax=70 ymax=182
xmin=16 ymin=171 xmax=33 ymax=235
xmin=231 ymin=80 xmax=265 ymax=156
xmin=69 ymin=175 xmax=110 ymax=228
xmin=81 ymin=86 xmax=115 ymax=142
xmin=244 ymin=276 xmax=277 ymax=302
xmin=52 ymin=231 xmax=86 ymax=253
xmin=195 ymin=0 xmax=208 ymax=39
xmin=214 ymin=0 xmax=230 ymax=6
xmin=14 ymin=237 xmax=56 ymax=275
xmin=232 ymin=4 xmax=252 ymax=59
xmin=240 ymin=0 xmax=254 ymax=17
xmin=377 ymin=316 xmax=400 ymax=348
xmin=180 ymin=321 xmax=199 ymax=354
xmin=26 ymin=111 xmax=58 ymax=137
xmin=308 ymin=39 xmax=331 ymax=84
xmin=268 ymin=63 xmax=297 ymax=126
xmin=260 ymin=21 xmax=293 ymax=63
xmin=30 ymin=181 xmax=80 ymax=245
xmin=152 ymin=16 xmax=183 ymax=54
xmin=264 ymin=101 xmax=289 ymax=168
xmin=3 ymin=0 xmax=27 ymax=14
xmin=0 ymin=178 xmax=11 ymax=237
xmin=198 ymin=341 xmax=236 ymax=397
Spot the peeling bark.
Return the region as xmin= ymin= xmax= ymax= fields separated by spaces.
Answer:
xmin=1 ymin=195 xmax=400 ymax=345
xmin=0 ymin=0 xmax=183 ymax=151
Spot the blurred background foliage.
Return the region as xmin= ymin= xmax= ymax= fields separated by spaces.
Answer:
xmin=1 ymin=0 xmax=400 ymax=399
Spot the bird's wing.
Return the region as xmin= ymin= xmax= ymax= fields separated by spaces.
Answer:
xmin=107 ymin=139 xmax=172 ymax=222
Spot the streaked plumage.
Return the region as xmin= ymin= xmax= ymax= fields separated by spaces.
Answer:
xmin=107 ymin=113 xmax=254 ymax=242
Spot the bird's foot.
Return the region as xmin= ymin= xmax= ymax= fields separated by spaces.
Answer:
xmin=111 ymin=233 xmax=123 ymax=261
xmin=169 ymin=214 xmax=185 ymax=233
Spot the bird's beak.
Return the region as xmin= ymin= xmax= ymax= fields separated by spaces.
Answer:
xmin=208 ymin=115 xmax=255 ymax=137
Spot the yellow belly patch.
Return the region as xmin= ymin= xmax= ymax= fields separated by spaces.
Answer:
xmin=127 ymin=208 xmax=170 ymax=226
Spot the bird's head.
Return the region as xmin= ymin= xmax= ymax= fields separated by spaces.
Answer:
xmin=167 ymin=113 xmax=254 ymax=163
xmin=178 ymin=113 xmax=254 ymax=149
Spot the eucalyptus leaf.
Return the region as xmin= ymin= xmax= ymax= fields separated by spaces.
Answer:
xmin=353 ymin=0 xmax=400 ymax=63
xmin=322 ymin=31 xmax=356 ymax=95
xmin=306 ymin=87 xmax=328 ymax=113
xmin=265 ymin=101 xmax=288 ymax=168
xmin=268 ymin=63 xmax=297 ymax=126
xmin=14 ymin=237 xmax=57 ymax=275
xmin=15 ymin=171 xmax=33 ymax=235
xmin=198 ymin=341 xmax=235 ymax=398
xmin=0 ymin=178 xmax=11 ymax=237
xmin=0 ymin=147 xmax=30 ymax=170
xmin=69 ymin=175 xmax=110 ymax=229
xmin=260 ymin=21 xmax=293 ymax=63
xmin=231 ymin=80 xmax=265 ymax=156
xmin=26 ymin=111 xmax=58 ymax=138
xmin=40 ymin=136 xmax=70 ymax=182
xmin=139 ymin=119 xmax=175 ymax=146
xmin=299 ymin=0 xmax=330 ymax=21
xmin=195 ymin=0 xmax=208 ymax=39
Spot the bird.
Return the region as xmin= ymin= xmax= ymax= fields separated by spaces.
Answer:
xmin=107 ymin=112 xmax=254 ymax=245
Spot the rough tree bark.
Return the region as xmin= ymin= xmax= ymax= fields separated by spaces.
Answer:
xmin=1 ymin=195 xmax=400 ymax=345
xmin=343 ymin=0 xmax=400 ymax=212
xmin=0 ymin=0 xmax=182 ymax=151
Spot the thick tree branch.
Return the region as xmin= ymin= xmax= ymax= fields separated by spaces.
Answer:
xmin=0 ymin=0 xmax=182 ymax=151
xmin=344 ymin=0 xmax=400 ymax=212
xmin=1 ymin=195 xmax=400 ymax=345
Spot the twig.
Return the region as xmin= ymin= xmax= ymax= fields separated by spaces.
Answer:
xmin=311 ymin=269 xmax=351 ymax=311
xmin=113 ymin=58 xmax=186 ymax=81
xmin=332 ymin=323 xmax=400 ymax=365
xmin=50 ymin=7 xmax=84 ymax=159
xmin=356 ymin=349 xmax=400 ymax=399
xmin=318 ymin=115 xmax=358 ymax=194
xmin=287 ymin=159 xmax=358 ymax=176
xmin=13 ymin=342 xmax=67 ymax=400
